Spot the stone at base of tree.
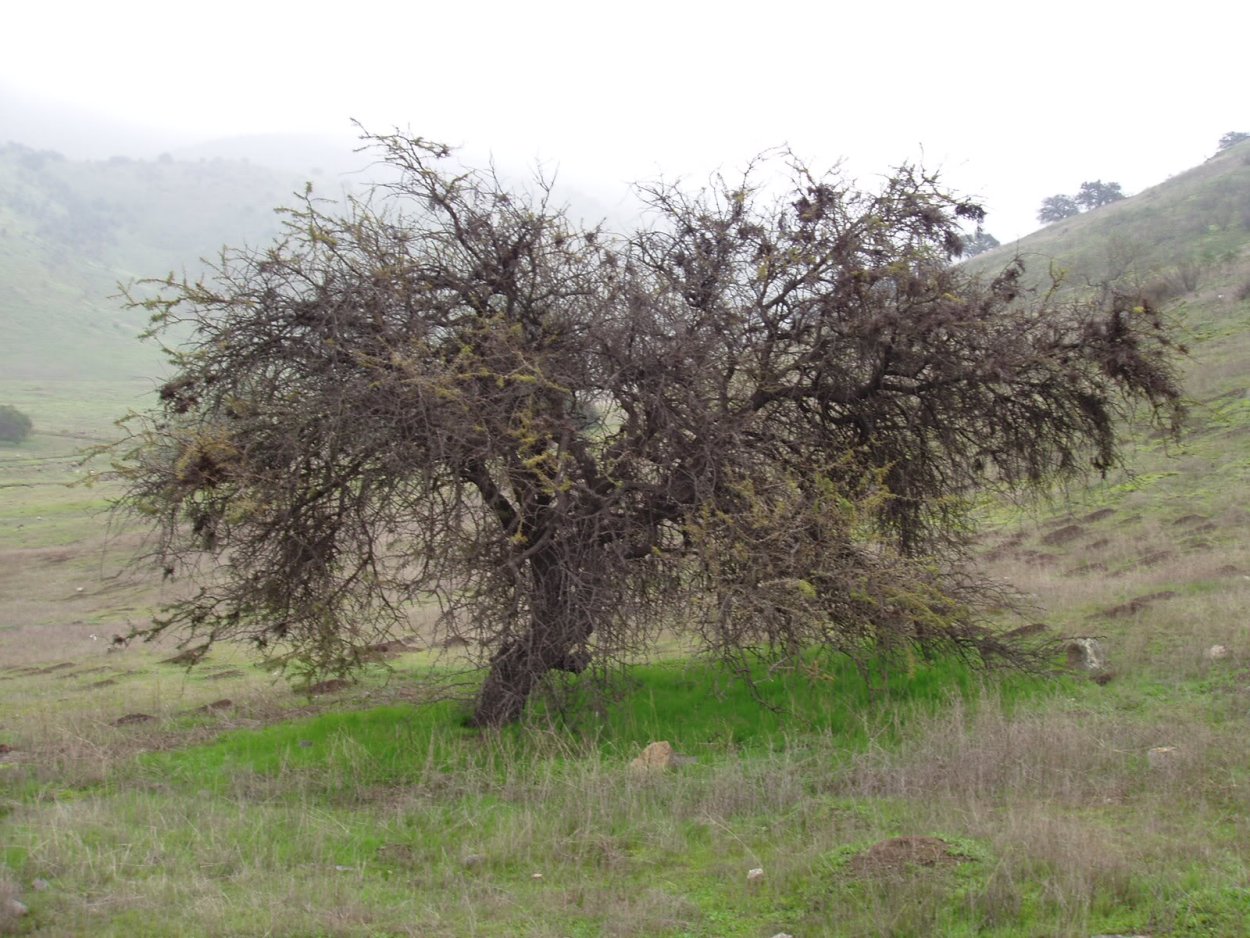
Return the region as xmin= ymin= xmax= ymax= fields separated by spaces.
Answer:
xmin=1065 ymin=638 xmax=1108 ymax=673
xmin=1205 ymin=644 xmax=1229 ymax=660
xmin=1147 ymin=746 xmax=1178 ymax=769
xmin=630 ymin=740 xmax=695 ymax=772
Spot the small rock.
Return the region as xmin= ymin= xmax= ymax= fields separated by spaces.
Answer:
xmin=1205 ymin=644 xmax=1229 ymax=660
xmin=1065 ymin=638 xmax=1108 ymax=674
xmin=531 ymin=872 xmax=543 ymax=880
xmin=31 ymin=878 xmax=49 ymax=891
xmin=629 ymin=740 xmax=693 ymax=773
xmin=333 ymin=865 xmax=354 ymax=872
xmin=769 ymin=934 xmax=794 ymax=938
xmin=747 ymin=867 xmax=765 ymax=883
xmin=462 ymin=853 xmax=486 ymax=869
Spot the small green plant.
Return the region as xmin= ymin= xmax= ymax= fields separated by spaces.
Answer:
xmin=0 ymin=404 xmax=33 ymax=442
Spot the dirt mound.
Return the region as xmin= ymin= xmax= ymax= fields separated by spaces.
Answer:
xmin=162 ymin=646 xmax=209 ymax=666
xmin=1172 ymin=513 xmax=1206 ymax=527
xmin=1041 ymin=524 xmax=1085 ymax=546
xmin=1082 ymin=508 xmax=1116 ymax=523
xmin=1136 ymin=549 xmax=1174 ymax=567
xmin=112 ymin=713 xmax=154 ymax=726
xmin=1099 ymin=591 xmax=1179 ymax=619
xmin=194 ymin=699 xmax=233 ymax=713
xmin=849 ymin=837 xmax=966 ymax=876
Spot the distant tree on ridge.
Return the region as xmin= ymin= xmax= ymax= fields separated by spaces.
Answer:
xmin=1217 ymin=131 xmax=1249 ymax=151
xmin=961 ymin=227 xmax=1000 ymax=257
xmin=1075 ymin=180 xmax=1125 ymax=211
xmin=1037 ymin=194 xmax=1081 ymax=224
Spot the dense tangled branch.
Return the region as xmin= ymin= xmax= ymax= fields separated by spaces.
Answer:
xmin=112 ymin=133 xmax=1184 ymax=725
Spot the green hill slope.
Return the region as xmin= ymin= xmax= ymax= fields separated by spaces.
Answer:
xmin=972 ymin=138 xmax=1250 ymax=302
xmin=0 ymin=142 xmax=303 ymax=382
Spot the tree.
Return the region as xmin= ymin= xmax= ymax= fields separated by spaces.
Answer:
xmin=1217 ymin=131 xmax=1249 ymax=152
xmin=1037 ymin=194 xmax=1080 ymax=224
xmin=960 ymin=227 xmax=1000 ymax=257
xmin=113 ymin=132 xmax=1184 ymax=727
xmin=1075 ymin=180 xmax=1125 ymax=211
xmin=0 ymin=405 xmax=33 ymax=443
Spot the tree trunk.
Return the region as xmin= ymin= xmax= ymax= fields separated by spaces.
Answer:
xmin=469 ymin=548 xmax=592 ymax=727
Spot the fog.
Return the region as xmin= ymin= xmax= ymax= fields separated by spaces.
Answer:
xmin=3 ymin=0 xmax=1246 ymax=241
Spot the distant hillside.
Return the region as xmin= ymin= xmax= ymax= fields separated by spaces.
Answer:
xmin=969 ymin=139 xmax=1250 ymax=305
xmin=0 ymin=136 xmax=638 ymax=388
xmin=0 ymin=142 xmax=308 ymax=382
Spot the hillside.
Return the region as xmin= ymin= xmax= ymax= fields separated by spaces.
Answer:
xmin=971 ymin=138 xmax=1250 ymax=301
xmin=0 ymin=142 xmax=309 ymax=382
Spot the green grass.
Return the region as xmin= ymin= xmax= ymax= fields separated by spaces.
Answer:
xmin=141 ymin=653 xmax=1037 ymax=796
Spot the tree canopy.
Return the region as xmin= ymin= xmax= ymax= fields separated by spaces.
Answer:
xmin=1037 ymin=194 xmax=1081 ymax=224
xmin=0 ymin=405 xmax=33 ymax=443
xmin=114 ymin=133 xmax=1184 ymax=726
xmin=960 ymin=227 xmax=1000 ymax=257
xmin=1217 ymin=131 xmax=1249 ymax=151
xmin=1037 ymin=181 xmax=1126 ymax=225
xmin=1075 ymin=180 xmax=1126 ymax=211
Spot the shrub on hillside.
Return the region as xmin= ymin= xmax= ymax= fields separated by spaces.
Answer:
xmin=0 ymin=405 xmax=33 ymax=443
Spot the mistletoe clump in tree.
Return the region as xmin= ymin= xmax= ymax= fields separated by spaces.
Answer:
xmin=115 ymin=133 xmax=1183 ymax=726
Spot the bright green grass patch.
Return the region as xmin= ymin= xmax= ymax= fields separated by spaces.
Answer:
xmin=545 ymin=653 xmax=1000 ymax=752
xmin=143 ymin=654 xmax=1050 ymax=798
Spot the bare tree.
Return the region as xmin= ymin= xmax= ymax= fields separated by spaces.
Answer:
xmin=112 ymin=132 xmax=1184 ymax=726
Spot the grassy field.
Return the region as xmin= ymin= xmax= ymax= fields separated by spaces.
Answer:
xmin=4 ymin=147 xmax=1250 ymax=936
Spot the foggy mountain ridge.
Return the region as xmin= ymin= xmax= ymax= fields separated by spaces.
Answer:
xmin=0 ymin=128 xmax=631 ymax=385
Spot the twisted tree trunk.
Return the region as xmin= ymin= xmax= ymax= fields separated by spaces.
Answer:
xmin=470 ymin=547 xmax=592 ymax=727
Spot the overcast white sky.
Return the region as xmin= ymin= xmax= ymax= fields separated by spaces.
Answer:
xmin=1 ymin=0 xmax=1245 ymax=240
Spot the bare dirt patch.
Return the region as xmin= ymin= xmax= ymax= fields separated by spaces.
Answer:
xmin=1082 ymin=508 xmax=1116 ymax=523
xmin=848 ymin=837 xmax=967 ymax=876
xmin=1068 ymin=561 xmax=1108 ymax=576
xmin=1098 ymin=591 xmax=1179 ymax=619
xmin=1042 ymin=524 xmax=1086 ymax=546
xmin=1136 ymin=549 xmax=1175 ymax=567
xmin=1172 ymin=514 xmax=1207 ymax=527
xmin=112 ymin=713 xmax=155 ymax=726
